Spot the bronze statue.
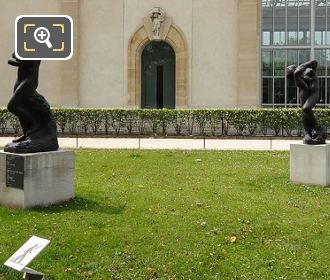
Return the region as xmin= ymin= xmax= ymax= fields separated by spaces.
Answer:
xmin=4 ymin=53 xmax=59 ymax=153
xmin=287 ymin=60 xmax=326 ymax=145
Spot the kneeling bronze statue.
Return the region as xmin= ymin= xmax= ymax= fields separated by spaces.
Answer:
xmin=4 ymin=53 xmax=59 ymax=153
xmin=287 ymin=60 xmax=327 ymax=145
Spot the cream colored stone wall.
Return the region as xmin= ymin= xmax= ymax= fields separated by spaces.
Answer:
xmin=0 ymin=0 xmax=72 ymax=107
xmin=79 ymin=0 xmax=124 ymax=108
xmin=60 ymin=0 xmax=80 ymax=107
xmin=237 ymin=0 xmax=260 ymax=108
xmin=192 ymin=0 xmax=238 ymax=108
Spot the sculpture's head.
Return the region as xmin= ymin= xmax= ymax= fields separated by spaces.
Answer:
xmin=8 ymin=52 xmax=41 ymax=68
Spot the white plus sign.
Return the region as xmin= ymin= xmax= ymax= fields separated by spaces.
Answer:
xmin=37 ymin=30 xmax=47 ymax=40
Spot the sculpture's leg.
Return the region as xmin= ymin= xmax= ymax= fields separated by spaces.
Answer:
xmin=12 ymin=116 xmax=31 ymax=142
xmin=7 ymin=80 xmax=41 ymax=140
xmin=302 ymin=108 xmax=313 ymax=137
xmin=8 ymin=100 xmax=35 ymax=135
xmin=7 ymin=79 xmax=35 ymax=127
xmin=313 ymin=118 xmax=326 ymax=140
xmin=5 ymin=90 xmax=59 ymax=153
xmin=26 ymin=92 xmax=52 ymax=135
xmin=302 ymin=107 xmax=326 ymax=144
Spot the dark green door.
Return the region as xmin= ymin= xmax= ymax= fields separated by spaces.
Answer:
xmin=141 ymin=41 xmax=175 ymax=109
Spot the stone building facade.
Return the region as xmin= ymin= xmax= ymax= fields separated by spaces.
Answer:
xmin=0 ymin=0 xmax=259 ymax=109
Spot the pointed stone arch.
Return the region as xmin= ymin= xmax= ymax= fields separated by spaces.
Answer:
xmin=128 ymin=23 xmax=188 ymax=108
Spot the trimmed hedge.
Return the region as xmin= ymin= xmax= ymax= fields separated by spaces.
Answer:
xmin=1 ymin=108 xmax=330 ymax=137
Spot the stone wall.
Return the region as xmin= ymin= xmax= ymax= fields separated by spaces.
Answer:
xmin=0 ymin=0 xmax=260 ymax=109
xmin=237 ymin=0 xmax=260 ymax=107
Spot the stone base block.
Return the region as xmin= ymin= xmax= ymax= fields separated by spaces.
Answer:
xmin=0 ymin=150 xmax=75 ymax=209
xmin=290 ymin=144 xmax=330 ymax=186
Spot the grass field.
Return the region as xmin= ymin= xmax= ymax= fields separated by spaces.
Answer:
xmin=0 ymin=150 xmax=330 ymax=279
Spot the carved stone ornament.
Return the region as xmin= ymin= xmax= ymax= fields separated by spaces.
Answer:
xmin=149 ymin=7 xmax=166 ymax=39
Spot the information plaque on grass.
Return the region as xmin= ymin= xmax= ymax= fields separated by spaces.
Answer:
xmin=4 ymin=235 xmax=50 ymax=278
xmin=6 ymin=154 xmax=24 ymax=189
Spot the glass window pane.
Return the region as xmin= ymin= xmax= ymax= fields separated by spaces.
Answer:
xmin=298 ymin=49 xmax=310 ymax=64
xmin=262 ymin=32 xmax=271 ymax=45
xmin=274 ymin=5 xmax=285 ymax=17
xmin=315 ymin=17 xmax=326 ymax=45
xmin=318 ymin=77 xmax=326 ymax=103
xmin=274 ymin=50 xmax=286 ymax=76
xmin=299 ymin=1 xmax=311 ymax=17
xmin=287 ymin=79 xmax=298 ymax=104
xmin=298 ymin=17 xmax=311 ymax=45
xmin=315 ymin=31 xmax=325 ymax=45
xmin=315 ymin=49 xmax=327 ymax=76
xmin=262 ymin=15 xmax=273 ymax=45
xmin=327 ymin=49 xmax=330 ymax=76
xmin=262 ymin=50 xmax=273 ymax=76
xmin=288 ymin=31 xmax=298 ymax=44
xmin=274 ymin=78 xmax=285 ymax=104
xmin=327 ymin=5 xmax=330 ymax=43
xmin=287 ymin=49 xmax=298 ymax=66
xmin=262 ymin=0 xmax=271 ymax=8
xmin=273 ymin=3 xmax=285 ymax=45
xmin=327 ymin=78 xmax=330 ymax=105
xmin=274 ymin=0 xmax=286 ymax=8
xmin=288 ymin=16 xmax=298 ymax=45
xmin=262 ymin=4 xmax=273 ymax=17
xmin=316 ymin=1 xmax=326 ymax=17
xmin=287 ymin=0 xmax=299 ymax=8
xmin=263 ymin=15 xmax=273 ymax=31
xmin=274 ymin=18 xmax=286 ymax=45
xmin=288 ymin=2 xmax=299 ymax=16
xmin=263 ymin=78 xmax=273 ymax=104
xmin=274 ymin=31 xmax=286 ymax=45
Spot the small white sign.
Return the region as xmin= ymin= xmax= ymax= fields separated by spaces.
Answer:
xmin=4 ymin=236 xmax=50 ymax=272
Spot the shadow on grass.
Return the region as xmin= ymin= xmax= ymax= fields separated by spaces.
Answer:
xmin=30 ymin=196 xmax=126 ymax=215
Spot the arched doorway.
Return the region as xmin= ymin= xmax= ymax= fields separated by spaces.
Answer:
xmin=141 ymin=41 xmax=175 ymax=109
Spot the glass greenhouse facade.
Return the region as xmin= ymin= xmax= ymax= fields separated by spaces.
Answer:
xmin=261 ymin=0 xmax=330 ymax=108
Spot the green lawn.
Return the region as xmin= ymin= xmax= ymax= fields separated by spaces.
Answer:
xmin=0 ymin=150 xmax=330 ymax=279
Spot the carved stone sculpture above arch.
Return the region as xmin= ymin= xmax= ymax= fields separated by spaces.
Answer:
xmin=128 ymin=15 xmax=188 ymax=108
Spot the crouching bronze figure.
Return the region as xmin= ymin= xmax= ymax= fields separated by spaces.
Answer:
xmin=4 ymin=53 xmax=59 ymax=153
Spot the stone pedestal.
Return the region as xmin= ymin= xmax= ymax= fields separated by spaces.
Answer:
xmin=0 ymin=150 xmax=74 ymax=209
xmin=290 ymin=144 xmax=330 ymax=186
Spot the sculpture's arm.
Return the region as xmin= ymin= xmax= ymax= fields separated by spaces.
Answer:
xmin=302 ymin=60 xmax=318 ymax=70
xmin=294 ymin=65 xmax=309 ymax=90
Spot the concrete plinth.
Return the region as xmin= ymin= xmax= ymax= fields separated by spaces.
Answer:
xmin=0 ymin=150 xmax=74 ymax=209
xmin=290 ymin=144 xmax=330 ymax=186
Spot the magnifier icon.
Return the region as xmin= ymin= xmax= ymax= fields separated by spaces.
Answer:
xmin=34 ymin=27 xmax=53 ymax=49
